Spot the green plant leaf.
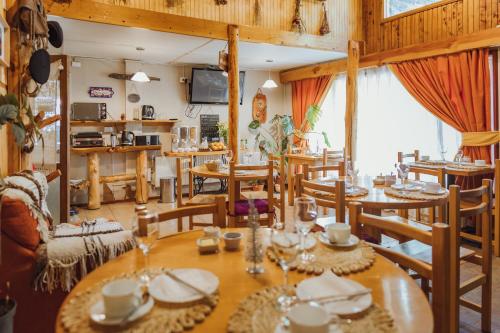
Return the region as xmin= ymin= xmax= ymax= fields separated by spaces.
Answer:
xmin=305 ymin=104 xmax=322 ymax=131
xmin=0 ymin=104 xmax=18 ymax=125
xmin=321 ymin=131 xmax=331 ymax=148
xmin=12 ymin=123 xmax=26 ymax=146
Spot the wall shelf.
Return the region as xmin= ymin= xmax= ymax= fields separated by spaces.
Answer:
xmin=70 ymin=120 xmax=178 ymax=127
xmin=71 ymin=145 xmax=161 ymax=154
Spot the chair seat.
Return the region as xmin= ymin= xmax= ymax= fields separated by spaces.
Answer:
xmin=228 ymin=199 xmax=273 ymax=216
xmin=241 ymin=191 xmax=278 ymax=200
xmin=185 ymin=194 xmax=227 ymax=205
xmin=389 ymin=240 xmax=475 ymax=265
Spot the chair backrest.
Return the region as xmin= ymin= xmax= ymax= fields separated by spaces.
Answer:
xmin=228 ymin=161 xmax=274 ymax=216
xmin=287 ymin=145 xmax=305 ymax=155
xmin=303 ymin=161 xmax=345 ymax=180
xmin=408 ymin=165 xmax=446 ymax=185
xmin=448 ymin=179 xmax=493 ymax=332
xmin=269 ymin=154 xmax=285 ymax=215
xmin=398 ymin=149 xmax=420 ymax=163
xmin=176 ymin=157 xmax=193 ymax=207
xmin=139 ymin=199 xmax=226 ymax=235
xmin=323 ymin=148 xmax=345 ymax=165
xmin=348 ymin=202 xmax=452 ymax=333
xmin=296 ymin=173 xmax=345 ymax=222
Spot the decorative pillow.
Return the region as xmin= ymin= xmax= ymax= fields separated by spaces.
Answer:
xmin=1 ymin=197 xmax=41 ymax=251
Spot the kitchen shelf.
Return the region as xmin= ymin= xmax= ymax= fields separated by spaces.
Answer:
xmin=70 ymin=120 xmax=178 ymax=127
xmin=71 ymin=145 xmax=161 ymax=154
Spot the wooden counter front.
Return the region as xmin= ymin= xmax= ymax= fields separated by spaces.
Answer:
xmin=71 ymin=145 xmax=161 ymax=155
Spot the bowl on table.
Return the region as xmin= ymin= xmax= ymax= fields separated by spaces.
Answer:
xmin=205 ymin=160 xmax=221 ymax=172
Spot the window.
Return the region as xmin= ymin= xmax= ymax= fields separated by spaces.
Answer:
xmin=385 ymin=0 xmax=441 ymax=17
xmin=322 ymin=66 xmax=461 ymax=176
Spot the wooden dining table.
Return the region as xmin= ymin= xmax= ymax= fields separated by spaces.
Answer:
xmin=55 ymin=229 xmax=433 ymax=333
xmin=408 ymin=161 xmax=495 ymax=186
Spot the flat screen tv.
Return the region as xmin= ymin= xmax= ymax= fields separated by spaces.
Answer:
xmin=189 ymin=68 xmax=245 ymax=105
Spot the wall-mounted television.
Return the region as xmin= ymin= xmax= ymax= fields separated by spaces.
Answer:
xmin=189 ymin=68 xmax=245 ymax=105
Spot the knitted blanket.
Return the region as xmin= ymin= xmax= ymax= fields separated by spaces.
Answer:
xmin=35 ymin=220 xmax=135 ymax=293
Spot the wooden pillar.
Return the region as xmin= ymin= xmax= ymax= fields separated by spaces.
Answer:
xmin=136 ymin=150 xmax=148 ymax=204
xmin=227 ymin=24 xmax=239 ymax=163
xmin=87 ymin=152 xmax=100 ymax=209
xmin=345 ymin=40 xmax=360 ymax=161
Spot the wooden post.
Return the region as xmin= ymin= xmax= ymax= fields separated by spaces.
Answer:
xmin=345 ymin=40 xmax=360 ymax=161
xmin=136 ymin=150 xmax=148 ymax=204
xmin=87 ymin=152 xmax=100 ymax=209
xmin=227 ymin=24 xmax=239 ymax=163
xmin=7 ymin=12 xmax=21 ymax=174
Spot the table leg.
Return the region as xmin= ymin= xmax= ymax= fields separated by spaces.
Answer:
xmin=288 ymin=159 xmax=294 ymax=206
xmin=87 ymin=152 xmax=100 ymax=210
xmin=136 ymin=150 xmax=148 ymax=204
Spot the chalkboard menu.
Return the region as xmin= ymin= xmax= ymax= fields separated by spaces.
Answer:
xmin=200 ymin=114 xmax=220 ymax=143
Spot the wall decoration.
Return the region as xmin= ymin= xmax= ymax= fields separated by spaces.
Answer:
xmin=215 ymin=0 xmax=228 ymax=5
xmin=88 ymin=87 xmax=114 ymax=98
xmin=319 ymin=0 xmax=330 ymax=35
xmin=291 ymin=0 xmax=306 ymax=34
xmin=252 ymin=89 xmax=267 ymax=124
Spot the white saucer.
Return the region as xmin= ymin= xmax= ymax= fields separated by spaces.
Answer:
xmin=391 ymin=184 xmax=422 ymax=191
xmin=421 ymin=188 xmax=446 ymax=195
xmin=319 ymin=233 xmax=360 ymax=248
xmin=89 ymin=296 xmax=154 ymax=326
xmin=149 ymin=268 xmax=219 ymax=304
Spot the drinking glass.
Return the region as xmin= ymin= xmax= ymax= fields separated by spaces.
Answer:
xmin=396 ymin=163 xmax=409 ymax=188
xmin=346 ymin=159 xmax=358 ymax=188
xmin=294 ymin=197 xmax=318 ymax=264
xmin=270 ymin=222 xmax=299 ymax=312
xmin=439 ymin=147 xmax=448 ymax=161
xmin=226 ymin=150 xmax=234 ymax=164
xmin=455 ymin=149 xmax=464 ymax=165
xmin=132 ymin=211 xmax=159 ymax=286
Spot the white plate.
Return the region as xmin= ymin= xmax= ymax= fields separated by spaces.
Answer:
xmin=390 ymin=184 xmax=422 ymax=191
xmin=421 ymin=188 xmax=446 ymax=195
xmin=149 ymin=268 xmax=219 ymax=304
xmin=296 ymin=275 xmax=372 ymax=316
xmin=319 ymin=232 xmax=360 ymax=248
xmin=89 ymin=296 xmax=154 ymax=326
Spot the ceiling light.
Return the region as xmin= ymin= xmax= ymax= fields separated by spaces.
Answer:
xmin=131 ymin=46 xmax=150 ymax=83
xmin=262 ymin=60 xmax=278 ymax=89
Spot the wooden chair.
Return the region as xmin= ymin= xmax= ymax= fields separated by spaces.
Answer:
xmin=397 ymin=149 xmax=420 ymax=164
xmin=139 ymin=202 xmax=226 ymax=239
xmin=295 ymin=173 xmax=346 ymax=224
xmin=176 ymin=157 xmax=227 ymax=231
xmin=303 ymin=161 xmax=345 ymax=180
xmin=349 ymin=202 xmax=453 ymax=333
xmin=449 ymin=180 xmax=493 ymax=333
xmin=228 ymin=161 xmax=274 ymax=227
xmin=241 ymin=154 xmax=286 ymax=223
xmin=323 ymin=148 xmax=345 ymax=165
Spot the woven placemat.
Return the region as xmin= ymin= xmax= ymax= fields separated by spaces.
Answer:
xmin=227 ymin=286 xmax=396 ymax=333
xmin=60 ymin=269 xmax=218 ymax=333
xmin=384 ymin=187 xmax=448 ymax=201
xmin=267 ymin=235 xmax=376 ymax=275
xmin=310 ymin=182 xmax=369 ymax=198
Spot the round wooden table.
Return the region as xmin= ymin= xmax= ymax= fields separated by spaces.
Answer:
xmin=55 ymin=229 xmax=433 ymax=333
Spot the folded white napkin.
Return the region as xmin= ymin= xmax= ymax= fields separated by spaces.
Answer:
xmin=296 ymin=271 xmax=363 ymax=301
xmin=153 ymin=269 xmax=215 ymax=301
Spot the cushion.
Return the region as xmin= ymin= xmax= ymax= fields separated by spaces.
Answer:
xmin=1 ymin=197 xmax=41 ymax=251
xmin=186 ymin=194 xmax=227 ymax=205
xmin=229 ymin=199 xmax=273 ymax=216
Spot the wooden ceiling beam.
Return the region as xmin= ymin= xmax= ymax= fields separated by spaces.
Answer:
xmin=280 ymin=27 xmax=500 ymax=83
xmin=43 ymin=0 xmax=338 ymax=51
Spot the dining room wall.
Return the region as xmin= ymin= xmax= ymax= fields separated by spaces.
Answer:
xmin=68 ymin=57 xmax=289 ymax=202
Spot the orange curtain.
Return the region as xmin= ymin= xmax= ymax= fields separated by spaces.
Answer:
xmin=390 ymin=48 xmax=492 ymax=188
xmin=291 ymin=75 xmax=333 ymax=136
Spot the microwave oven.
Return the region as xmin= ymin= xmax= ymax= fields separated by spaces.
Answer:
xmin=71 ymin=103 xmax=107 ymax=121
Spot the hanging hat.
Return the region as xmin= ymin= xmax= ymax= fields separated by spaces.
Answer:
xmin=48 ymin=21 xmax=63 ymax=48
xmin=29 ymin=49 xmax=50 ymax=85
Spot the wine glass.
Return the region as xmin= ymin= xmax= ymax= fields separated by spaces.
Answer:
xmin=270 ymin=222 xmax=299 ymax=313
xmin=439 ymin=147 xmax=448 ymax=161
xmin=294 ymin=197 xmax=317 ymax=264
xmin=345 ymin=159 xmax=358 ymax=188
xmin=132 ymin=210 xmax=159 ymax=286
xmin=396 ymin=163 xmax=409 ymax=189
xmin=226 ymin=150 xmax=234 ymax=164
xmin=455 ymin=149 xmax=464 ymax=165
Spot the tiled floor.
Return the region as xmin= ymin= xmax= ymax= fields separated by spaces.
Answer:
xmin=77 ymin=196 xmax=500 ymax=333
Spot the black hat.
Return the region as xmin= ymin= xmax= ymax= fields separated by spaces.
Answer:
xmin=29 ymin=49 xmax=50 ymax=85
xmin=48 ymin=21 xmax=63 ymax=48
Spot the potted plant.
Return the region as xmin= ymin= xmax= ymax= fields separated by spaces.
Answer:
xmin=0 ymin=94 xmax=25 ymax=146
xmin=0 ymin=282 xmax=16 ymax=333
xmin=216 ymin=121 xmax=228 ymax=144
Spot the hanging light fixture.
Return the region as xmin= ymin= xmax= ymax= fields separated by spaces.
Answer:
xmin=131 ymin=47 xmax=150 ymax=83
xmin=262 ymin=60 xmax=278 ymax=89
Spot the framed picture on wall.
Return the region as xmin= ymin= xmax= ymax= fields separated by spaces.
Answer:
xmin=0 ymin=14 xmax=9 ymax=68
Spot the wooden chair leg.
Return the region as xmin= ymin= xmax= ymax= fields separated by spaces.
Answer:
xmin=416 ymin=209 xmax=422 ymax=221
xmin=494 ymin=212 xmax=500 ymax=257
xmin=429 ymin=207 xmax=436 ymax=223
xmin=189 ymin=216 xmax=194 ymax=230
xmin=421 ymin=278 xmax=430 ymax=300
xmin=177 ymin=217 xmax=183 ymax=232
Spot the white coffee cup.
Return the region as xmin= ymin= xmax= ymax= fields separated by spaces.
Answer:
xmin=475 ymin=159 xmax=486 ymax=166
xmin=223 ymin=232 xmax=242 ymax=251
xmin=288 ymin=303 xmax=329 ymax=333
xmin=102 ymin=279 xmax=139 ymax=318
xmin=326 ymin=224 xmax=351 ymax=244
xmin=424 ymin=182 xmax=441 ymax=193
xmin=204 ymin=226 xmax=221 ymax=238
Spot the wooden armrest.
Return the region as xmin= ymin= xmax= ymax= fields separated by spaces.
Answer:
xmin=46 ymin=170 xmax=62 ymax=183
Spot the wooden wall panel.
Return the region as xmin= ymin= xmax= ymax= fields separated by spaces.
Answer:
xmin=363 ymin=0 xmax=500 ymax=54
xmin=95 ymin=0 xmax=347 ymax=40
